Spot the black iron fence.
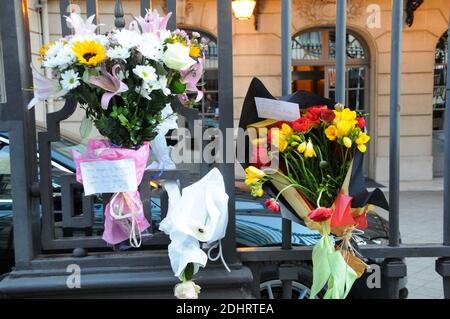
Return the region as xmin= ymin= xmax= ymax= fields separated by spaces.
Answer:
xmin=0 ymin=0 xmax=449 ymax=299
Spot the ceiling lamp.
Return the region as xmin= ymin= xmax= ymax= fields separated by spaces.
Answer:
xmin=232 ymin=0 xmax=257 ymax=20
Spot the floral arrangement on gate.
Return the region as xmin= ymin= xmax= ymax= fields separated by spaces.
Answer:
xmin=241 ymin=79 xmax=388 ymax=299
xmin=29 ymin=10 xmax=207 ymax=247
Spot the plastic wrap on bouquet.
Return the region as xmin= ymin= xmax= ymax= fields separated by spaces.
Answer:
xmin=72 ymin=139 xmax=151 ymax=247
xmin=160 ymin=168 xmax=229 ymax=298
xmin=148 ymin=104 xmax=178 ymax=171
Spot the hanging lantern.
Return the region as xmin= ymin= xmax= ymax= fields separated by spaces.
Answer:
xmin=232 ymin=0 xmax=257 ymax=20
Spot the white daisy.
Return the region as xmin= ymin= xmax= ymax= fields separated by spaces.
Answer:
xmin=133 ymin=65 xmax=157 ymax=83
xmin=138 ymin=33 xmax=163 ymax=61
xmin=60 ymin=69 xmax=80 ymax=91
xmin=113 ymin=29 xmax=142 ymax=49
xmin=107 ymin=46 xmax=130 ymax=61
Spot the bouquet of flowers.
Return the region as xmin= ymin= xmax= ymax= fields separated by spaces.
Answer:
xmin=29 ymin=10 xmax=207 ymax=247
xmin=30 ymin=10 xmax=206 ymax=147
xmin=240 ymin=78 xmax=388 ymax=299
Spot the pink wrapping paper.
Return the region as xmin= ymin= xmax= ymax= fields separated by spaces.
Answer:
xmin=72 ymin=139 xmax=150 ymax=246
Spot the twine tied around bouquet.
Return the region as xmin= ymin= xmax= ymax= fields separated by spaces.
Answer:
xmin=335 ymin=227 xmax=365 ymax=260
xmin=110 ymin=192 xmax=142 ymax=248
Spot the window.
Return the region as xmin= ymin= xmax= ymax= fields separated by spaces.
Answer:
xmin=291 ymin=29 xmax=369 ymax=112
xmin=433 ymin=31 xmax=447 ymax=131
xmin=183 ymin=28 xmax=219 ymax=128
xmin=432 ymin=31 xmax=448 ymax=177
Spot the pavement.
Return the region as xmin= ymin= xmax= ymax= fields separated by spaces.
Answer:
xmin=375 ymin=189 xmax=445 ymax=299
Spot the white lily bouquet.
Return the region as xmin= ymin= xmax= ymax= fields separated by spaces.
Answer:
xmin=30 ymin=10 xmax=206 ymax=148
xmin=29 ymin=10 xmax=208 ymax=247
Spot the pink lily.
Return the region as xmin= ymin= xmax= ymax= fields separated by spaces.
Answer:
xmin=135 ymin=9 xmax=172 ymax=37
xmin=28 ymin=64 xmax=65 ymax=109
xmin=181 ymin=57 xmax=205 ymax=102
xmin=88 ymin=65 xmax=128 ymax=110
xmin=65 ymin=13 xmax=101 ymax=35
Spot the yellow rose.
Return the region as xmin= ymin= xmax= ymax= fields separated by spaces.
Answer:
xmin=297 ymin=141 xmax=307 ymax=153
xmin=356 ymin=132 xmax=371 ymax=145
xmin=343 ymin=136 xmax=353 ymax=148
xmin=245 ymin=166 xmax=265 ymax=185
xmin=357 ymin=144 xmax=367 ymax=153
xmin=336 ymin=121 xmax=354 ymax=137
xmin=280 ymin=123 xmax=293 ymax=137
xmin=325 ymin=125 xmax=338 ymax=141
xmin=271 ymin=129 xmax=288 ymax=152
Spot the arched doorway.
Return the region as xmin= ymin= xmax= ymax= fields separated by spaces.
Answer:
xmin=291 ymin=28 xmax=370 ymax=112
xmin=432 ymin=31 xmax=448 ymax=177
xmin=291 ymin=28 xmax=371 ymax=175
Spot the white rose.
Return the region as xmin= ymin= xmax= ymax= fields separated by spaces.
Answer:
xmin=163 ymin=42 xmax=196 ymax=71
xmin=174 ymin=281 xmax=201 ymax=299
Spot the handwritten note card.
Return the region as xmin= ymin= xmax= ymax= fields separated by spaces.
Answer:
xmin=80 ymin=158 xmax=137 ymax=195
xmin=255 ymin=97 xmax=300 ymax=122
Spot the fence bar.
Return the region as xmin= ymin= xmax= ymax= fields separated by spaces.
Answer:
xmin=281 ymin=0 xmax=292 ymax=97
xmin=114 ymin=0 xmax=125 ymax=30
xmin=86 ymin=0 xmax=98 ymax=25
xmin=335 ymin=0 xmax=347 ymax=104
xmin=217 ymin=0 xmax=237 ymax=264
xmin=443 ymin=16 xmax=450 ymax=246
xmin=280 ymin=2 xmax=293 ymax=299
xmin=0 ymin=0 xmax=41 ymax=268
xmin=59 ymin=0 xmax=71 ymax=36
xmin=281 ymin=0 xmax=292 ymax=252
xmin=140 ymin=0 xmax=150 ymax=17
xmin=388 ymin=0 xmax=403 ymax=247
xmin=166 ymin=0 xmax=177 ymax=31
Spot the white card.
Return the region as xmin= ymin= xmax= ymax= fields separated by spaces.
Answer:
xmin=80 ymin=158 xmax=137 ymax=195
xmin=255 ymin=97 xmax=300 ymax=122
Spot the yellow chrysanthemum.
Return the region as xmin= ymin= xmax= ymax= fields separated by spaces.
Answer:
xmin=72 ymin=40 xmax=107 ymax=66
xmin=189 ymin=46 xmax=201 ymax=58
xmin=325 ymin=125 xmax=338 ymax=141
xmin=38 ymin=43 xmax=51 ymax=61
xmin=245 ymin=166 xmax=265 ymax=186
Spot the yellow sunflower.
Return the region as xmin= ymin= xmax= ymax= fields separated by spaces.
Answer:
xmin=72 ymin=40 xmax=107 ymax=66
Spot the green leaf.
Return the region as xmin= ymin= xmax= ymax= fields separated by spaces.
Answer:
xmin=170 ymin=79 xmax=186 ymax=94
xmin=79 ymin=115 xmax=92 ymax=140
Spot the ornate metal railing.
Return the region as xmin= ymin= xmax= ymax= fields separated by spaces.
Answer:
xmin=0 ymin=0 xmax=449 ymax=299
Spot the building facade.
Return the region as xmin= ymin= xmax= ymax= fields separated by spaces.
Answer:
xmin=19 ymin=0 xmax=450 ymax=182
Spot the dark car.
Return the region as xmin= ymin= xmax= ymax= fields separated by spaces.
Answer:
xmin=0 ymin=131 xmax=407 ymax=299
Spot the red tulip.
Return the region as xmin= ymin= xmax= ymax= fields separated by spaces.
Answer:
xmin=308 ymin=207 xmax=334 ymax=222
xmin=265 ymin=198 xmax=280 ymax=213
xmin=292 ymin=117 xmax=311 ymax=132
xmin=357 ymin=117 xmax=366 ymax=129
